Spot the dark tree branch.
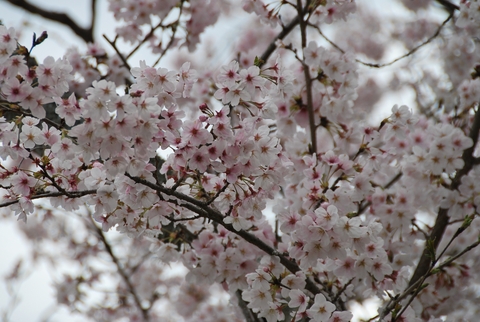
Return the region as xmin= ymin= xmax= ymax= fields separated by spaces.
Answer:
xmin=5 ymin=0 xmax=95 ymax=43
xmin=435 ymin=0 xmax=459 ymax=13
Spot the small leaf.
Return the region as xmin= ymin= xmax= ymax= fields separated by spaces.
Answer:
xmin=254 ymin=56 xmax=264 ymax=67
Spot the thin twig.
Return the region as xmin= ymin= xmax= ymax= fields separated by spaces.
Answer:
xmin=310 ymin=12 xmax=453 ymax=69
xmin=89 ymin=216 xmax=150 ymax=321
xmin=206 ymin=182 xmax=229 ymax=205
xmin=0 ymin=189 xmax=96 ymax=208
xmin=0 ymin=102 xmax=64 ymax=131
xmin=433 ymin=239 xmax=480 ymax=272
xmin=90 ymin=0 xmax=97 ymax=36
xmin=103 ymin=35 xmax=132 ymax=72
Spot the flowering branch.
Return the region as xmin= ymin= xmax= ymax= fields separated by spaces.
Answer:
xmin=409 ymin=107 xmax=480 ymax=288
xmin=2 ymin=1 xmax=480 ymax=320
xmin=378 ymin=107 xmax=480 ymax=320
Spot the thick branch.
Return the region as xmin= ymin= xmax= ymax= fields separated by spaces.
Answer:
xmin=5 ymin=0 xmax=95 ymax=43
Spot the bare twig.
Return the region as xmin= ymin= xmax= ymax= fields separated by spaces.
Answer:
xmin=434 ymin=238 xmax=480 ymax=272
xmin=126 ymin=21 xmax=164 ymax=60
xmin=152 ymin=1 xmax=186 ymax=67
xmin=310 ymin=12 xmax=453 ymax=69
xmin=90 ymin=0 xmax=98 ymax=36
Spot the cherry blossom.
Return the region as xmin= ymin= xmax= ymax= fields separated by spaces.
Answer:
xmin=2 ymin=1 xmax=480 ymax=321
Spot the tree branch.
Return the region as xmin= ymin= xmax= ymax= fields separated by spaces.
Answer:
xmin=5 ymin=0 xmax=95 ymax=43
xmin=259 ymin=17 xmax=300 ymax=68
xmin=435 ymin=0 xmax=459 ymax=13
